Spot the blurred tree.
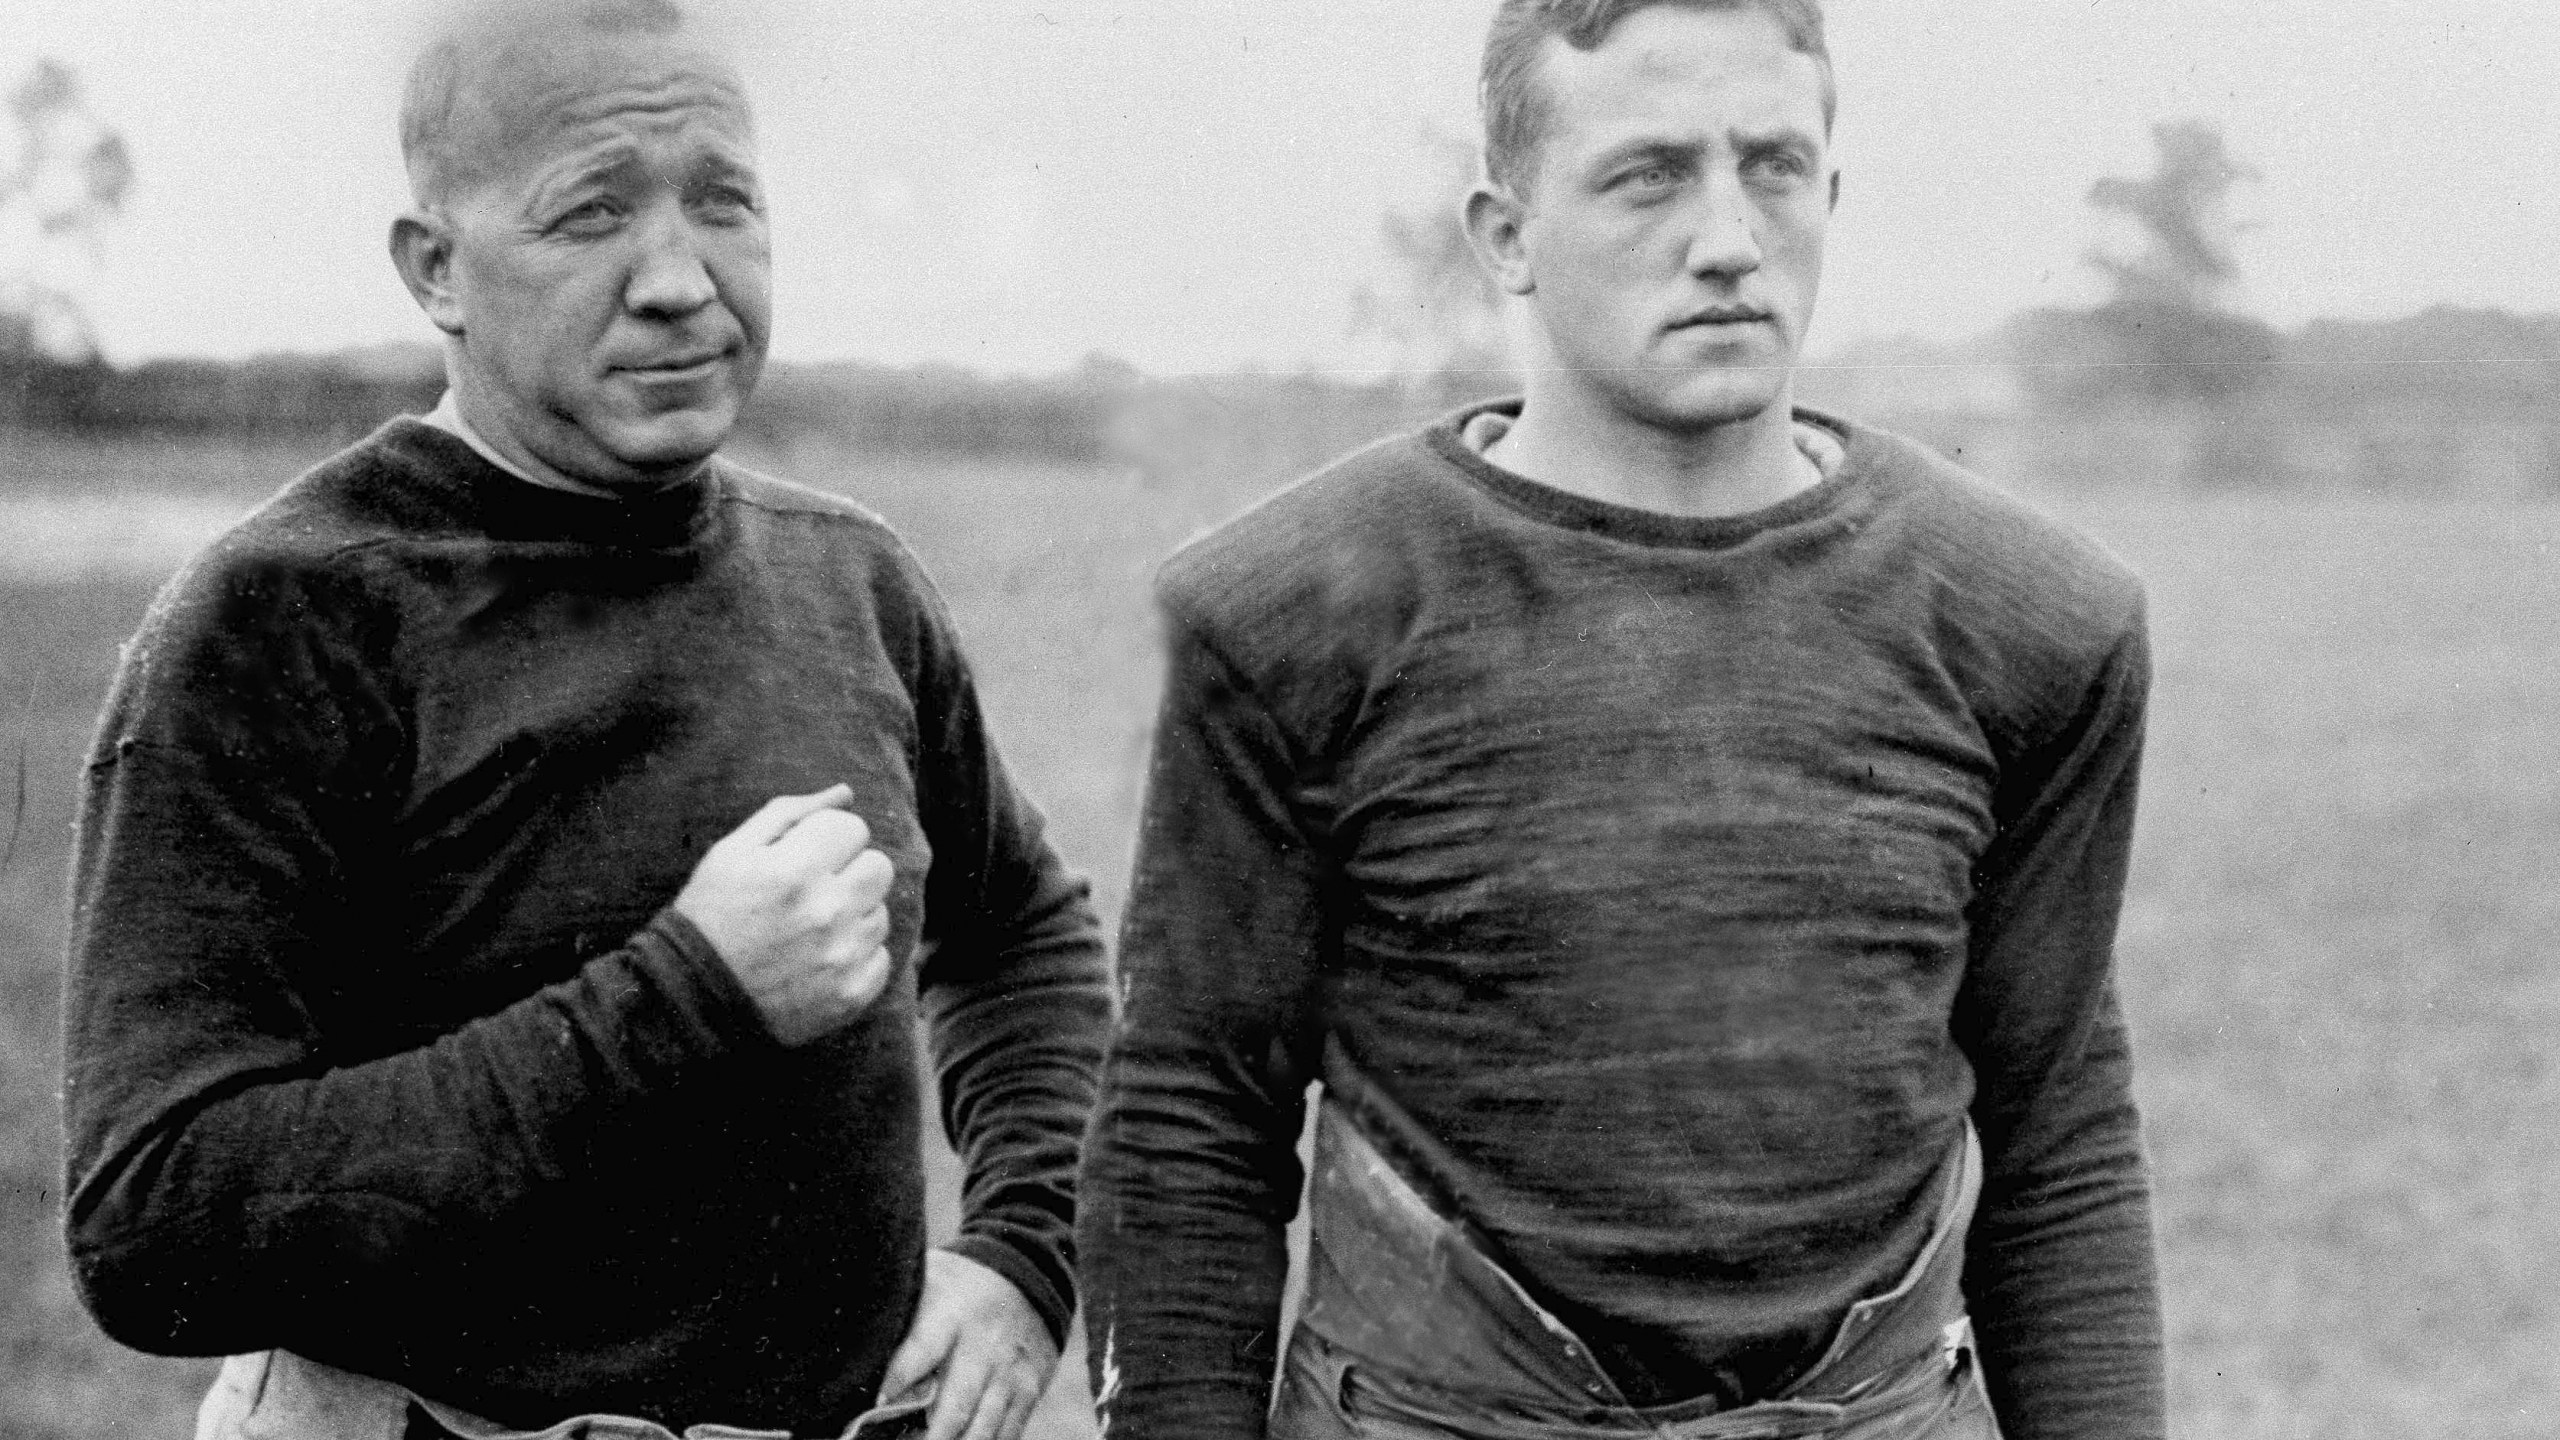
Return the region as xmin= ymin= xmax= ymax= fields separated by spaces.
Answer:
xmin=1349 ymin=126 xmax=1515 ymax=402
xmin=1 ymin=58 xmax=135 ymax=362
xmin=2008 ymin=119 xmax=2277 ymax=410
xmin=2084 ymin=120 xmax=2253 ymax=313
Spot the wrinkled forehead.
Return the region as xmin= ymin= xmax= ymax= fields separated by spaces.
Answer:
xmin=418 ymin=18 xmax=755 ymax=201
xmin=481 ymin=26 xmax=748 ymax=141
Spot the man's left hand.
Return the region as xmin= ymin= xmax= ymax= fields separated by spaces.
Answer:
xmin=878 ymin=1249 xmax=1059 ymax=1440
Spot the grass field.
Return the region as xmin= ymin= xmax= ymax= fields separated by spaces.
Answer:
xmin=2 ymin=423 xmax=2554 ymax=1439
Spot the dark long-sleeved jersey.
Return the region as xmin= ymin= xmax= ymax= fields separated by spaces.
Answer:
xmin=1080 ymin=403 xmax=2165 ymax=1440
xmin=62 ymin=418 xmax=1110 ymax=1435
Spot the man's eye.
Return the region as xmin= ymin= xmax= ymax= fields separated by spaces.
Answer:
xmin=1746 ymin=153 xmax=1811 ymax=183
xmin=1620 ymin=163 xmax=1681 ymax=192
xmin=552 ymin=200 xmax=622 ymax=234
xmin=692 ymin=186 xmax=762 ymax=221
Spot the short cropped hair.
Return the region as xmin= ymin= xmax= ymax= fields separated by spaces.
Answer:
xmin=1480 ymin=0 xmax=1834 ymax=196
xmin=400 ymin=0 xmax=691 ymax=206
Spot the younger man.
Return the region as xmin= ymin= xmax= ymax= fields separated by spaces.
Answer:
xmin=1078 ymin=4 xmax=2166 ymax=1438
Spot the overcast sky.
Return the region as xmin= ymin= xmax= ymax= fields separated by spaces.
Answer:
xmin=6 ymin=0 xmax=2557 ymax=374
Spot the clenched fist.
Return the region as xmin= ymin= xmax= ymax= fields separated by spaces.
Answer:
xmin=674 ymin=785 xmax=897 ymax=1047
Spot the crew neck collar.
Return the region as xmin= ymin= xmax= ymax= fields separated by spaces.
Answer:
xmin=421 ymin=390 xmax=549 ymax=488
xmin=385 ymin=415 xmax=723 ymax=552
xmin=1426 ymin=398 xmax=1867 ymax=551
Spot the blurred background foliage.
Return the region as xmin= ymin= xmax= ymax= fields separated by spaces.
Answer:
xmin=8 ymin=106 xmax=2559 ymax=501
xmin=0 ymin=57 xmax=133 ymax=365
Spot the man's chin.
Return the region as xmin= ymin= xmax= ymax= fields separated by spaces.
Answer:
xmin=1629 ymin=374 xmax=1789 ymax=433
xmin=590 ymin=409 xmax=738 ymax=480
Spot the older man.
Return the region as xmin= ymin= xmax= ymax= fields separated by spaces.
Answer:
xmin=59 ymin=5 xmax=1107 ymax=1439
xmin=1080 ymin=3 xmax=2165 ymax=1439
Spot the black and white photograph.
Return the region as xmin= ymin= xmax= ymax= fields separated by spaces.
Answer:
xmin=1 ymin=3 xmax=2552 ymax=1438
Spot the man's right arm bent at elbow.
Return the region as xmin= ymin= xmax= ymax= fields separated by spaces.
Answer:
xmin=61 ymin=558 xmax=896 ymax=1356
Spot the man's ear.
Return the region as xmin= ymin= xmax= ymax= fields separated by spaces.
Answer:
xmin=1462 ymin=182 xmax=1537 ymax=299
xmin=390 ymin=211 xmax=467 ymax=337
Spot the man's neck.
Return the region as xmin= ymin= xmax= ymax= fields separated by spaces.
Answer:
xmin=1484 ymin=380 xmax=1820 ymax=520
xmin=422 ymin=390 xmax=546 ymax=486
xmin=425 ymin=375 xmax=705 ymax=500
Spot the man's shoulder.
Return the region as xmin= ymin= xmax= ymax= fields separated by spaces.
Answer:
xmin=153 ymin=420 xmax=456 ymax=617
xmin=711 ymin=459 xmax=951 ymax=620
xmin=1837 ymin=418 xmax=2150 ymax=746
xmin=1154 ymin=421 xmax=1458 ymax=645
xmin=103 ymin=424 xmax=460 ymax=740
xmin=1847 ymin=416 xmax=2147 ymax=646
xmin=715 ymin=459 xmax=897 ymax=539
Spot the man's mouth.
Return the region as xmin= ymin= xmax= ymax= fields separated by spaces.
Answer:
xmin=1669 ymin=306 xmax=1773 ymax=331
xmin=619 ymin=349 xmax=730 ymax=378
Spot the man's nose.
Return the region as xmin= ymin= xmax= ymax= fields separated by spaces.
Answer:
xmin=1680 ymin=174 xmax=1763 ymax=279
xmin=625 ymin=206 xmax=719 ymax=318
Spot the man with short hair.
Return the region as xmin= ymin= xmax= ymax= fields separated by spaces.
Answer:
xmin=1078 ymin=3 xmax=2166 ymax=1437
xmin=60 ymin=5 xmax=1107 ymax=1438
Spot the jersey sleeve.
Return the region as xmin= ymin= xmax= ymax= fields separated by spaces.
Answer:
xmin=59 ymin=546 xmax=777 ymax=1357
xmin=901 ymin=565 xmax=1112 ymax=1349
xmin=1077 ymin=608 xmax=1330 ymax=1440
xmin=1955 ymin=603 xmax=2169 ymax=1440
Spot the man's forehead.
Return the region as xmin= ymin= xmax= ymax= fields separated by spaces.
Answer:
xmin=460 ymin=26 xmax=751 ymax=149
xmin=1539 ymin=8 xmax=1826 ymax=136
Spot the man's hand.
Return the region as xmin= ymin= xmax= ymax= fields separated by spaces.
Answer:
xmin=674 ymin=785 xmax=896 ymax=1047
xmin=879 ymin=1250 xmax=1059 ymax=1440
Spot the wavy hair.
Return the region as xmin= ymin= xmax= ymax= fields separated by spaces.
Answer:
xmin=1480 ymin=0 xmax=1833 ymax=195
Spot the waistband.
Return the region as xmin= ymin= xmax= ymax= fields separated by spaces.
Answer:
xmin=194 ymin=1350 xmax=931 ymax=1440
xmin=1293 ymin=1092 xmax=1983 ymax=1426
